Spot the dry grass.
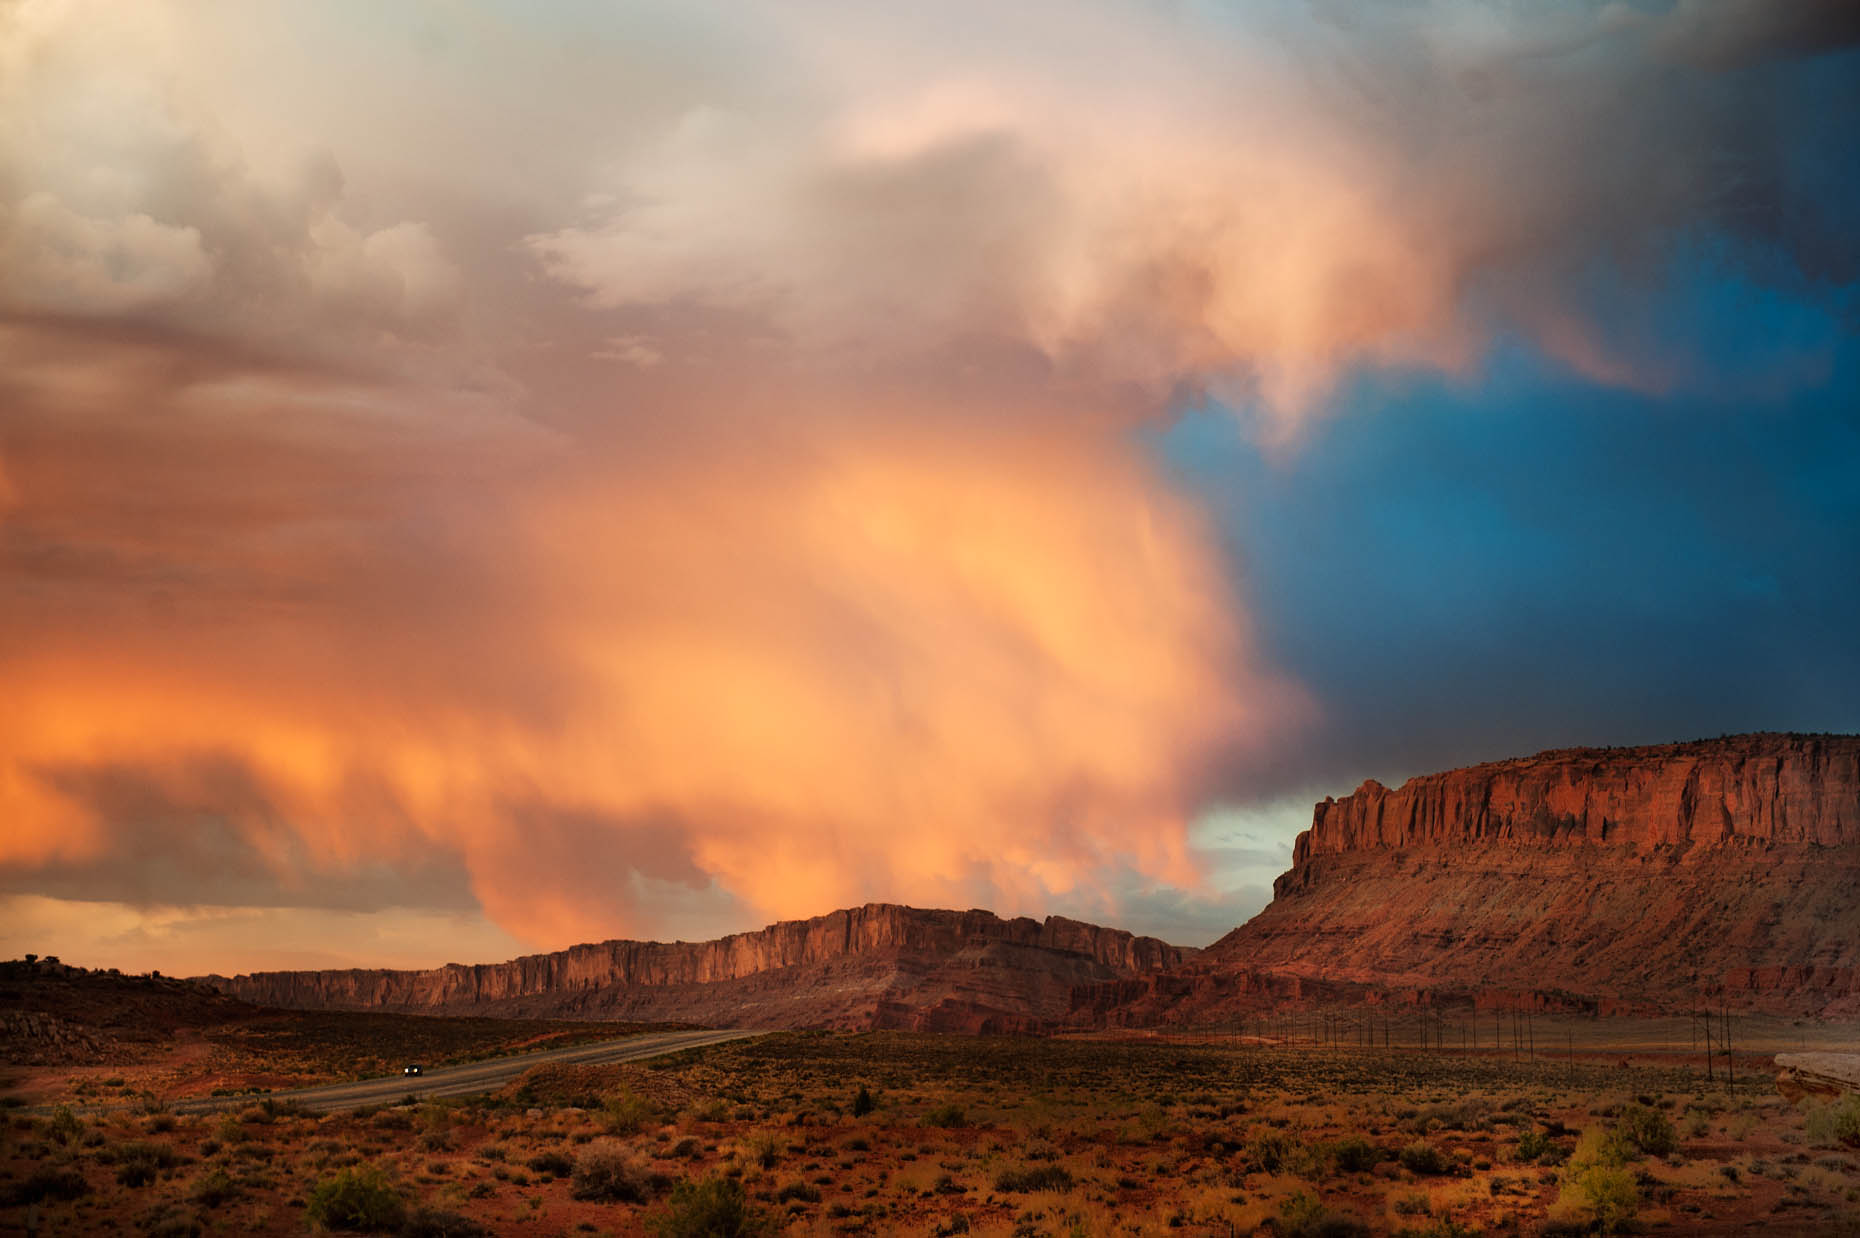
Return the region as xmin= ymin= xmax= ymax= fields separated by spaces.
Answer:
xmin=4 ymin=1030 xmax=1859 ymax=1235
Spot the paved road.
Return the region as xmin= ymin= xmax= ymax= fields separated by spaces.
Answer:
xmin=171 ymin=1027 xmax=763 ymax=1115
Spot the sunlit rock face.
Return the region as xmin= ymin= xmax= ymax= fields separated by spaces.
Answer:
xmin=1210 ymin=733 xmax=1860 ymax=1017
xmin=1294 ymin=732 xmax=1860 ymax=860
xmin=201 ymin=904 xmax=1195 ymax=1032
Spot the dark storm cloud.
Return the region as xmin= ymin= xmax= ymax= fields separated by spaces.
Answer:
xmin=1161 ymin=292 xmax=1860 ymax=795
xmin=1647 ymin=0 xmax=1860 ymax=69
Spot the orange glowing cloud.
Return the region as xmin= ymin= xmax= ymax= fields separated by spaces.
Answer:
xmin=0 ymin=329 xmax=1303 ymax=952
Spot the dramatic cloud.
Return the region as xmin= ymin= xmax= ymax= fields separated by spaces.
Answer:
xmin=2 ymin=0 xmax=1855 ymax=966
xmin=0 ymin=319 xmax=1297 ymax=951
xmin=525 ymin=0 xmax=1860 ymax=429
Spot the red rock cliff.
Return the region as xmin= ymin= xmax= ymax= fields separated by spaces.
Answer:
xmin=1292 ymin=732 xmax=1860 ymax=871
xmin=1212 ymin=733 xmax=1860 ymax=1017
xmin=204 ymin=903 xmax=1194 ymax=1030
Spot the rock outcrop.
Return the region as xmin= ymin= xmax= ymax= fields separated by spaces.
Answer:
xmin=1203 ymin=733 xmax=1860 ymax=1017
xmin=0 ymin=959 xmax=252 ymax=1065
xmin=205 ymin=904 xmax=1195 ymax=1031
xmin=1288 ymin=732 xmax=1858 ymax=865
xmin=1773 ymin=1053 xmax=1860 ymax=1101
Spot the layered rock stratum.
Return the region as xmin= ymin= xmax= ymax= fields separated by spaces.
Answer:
xmin=1182 ymin=732 xmax=1860 ymax=1018
xmin=205 ymin=904 xmax=1194 ymax=1032
xmin=207 ymin=733 xmax=1858 ymax=1029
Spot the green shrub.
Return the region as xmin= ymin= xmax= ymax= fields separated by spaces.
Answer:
xmin=305 ymin=1165 xmax=406 ymax=1232
xmin=1555 ymin=1128 xmax=1638 ymax=1236
xmin=526 ymin=1149 xmax=573 ymax=1177
xmin=1804 ymin=1095 xmax=1860 ymax=1149
xmin=744 ymin=1131 xmax=782 ymax=1169
xmin=602 ymin=1087 xmax=660 ymax=1135
xmin=139 ymin=1203 xmax=202 ymax=1238
xmin=1249 ymin=1131 xmax=1293 ymax=1173
xmin=1514 ymin=1129 xmax=1567 ymax=1165
xmin=774 ymin=1180 xmax=820 ymax=1203
xmin=922 ymin=1103 xmax=968 ymax=1129
xmin=1277 ymin=1190 xmax=1369 ymax=1238
xmin=648 ymin=1175 xmax=778 ymax=1237
xmin=571 ymin=1139 xmax=655 ymax=1203
xmin=47 ymin=1106 xmax=83 ymax=1146
xmin=3 ymin=1165 xmax=90 ymax=1206
xmin=1614 ymin=1103 xmax=1677 ymax=1158
xmin=992 ymin=1165 xmax=1074 ymax=1193
xmin=113 ymin=1142 xmax=171 ymax=1188
xmin=1399 ymin=1141 xmax=1451 ymax=1175
xmin=188 ymin=1167 xmax=242 ymax=1208
xmin=1410 ymin=1220 xmax=1481 ymax=1238
xmin=398 ymin=1206 xmax=492 ymax=1238
xmin=851 ymin=1085 xmax=876 ymax=1117
xmin=1560 ymin=1163 xmax=1637 ymax=1235
xmin=1330 ymin=1134 xmax=1382 ymax=1173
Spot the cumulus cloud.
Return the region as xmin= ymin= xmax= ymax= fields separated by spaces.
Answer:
xmin=0 ymin=1 xmax=468 ymax=365
xmin=2 ymin=194 xmax=210 ymax=313
xmin=523 ymin=0 xmax=1857 ymax=432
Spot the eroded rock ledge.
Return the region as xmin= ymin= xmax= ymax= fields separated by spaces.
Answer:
xmin=203 ymin=904 xmax=1194 ymax=1030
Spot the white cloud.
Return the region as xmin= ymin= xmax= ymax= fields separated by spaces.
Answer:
xmin=1 ymin=193 xmax=211 ymax=314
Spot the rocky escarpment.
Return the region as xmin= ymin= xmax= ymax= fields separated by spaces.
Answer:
xmin=1287 ymin=732 xmax=1858 ymax=867
xmin=1206 ymin=733 xmax=1860 ymax=1017
xmin=205 ymin=904 xmax=1195 ymax=1031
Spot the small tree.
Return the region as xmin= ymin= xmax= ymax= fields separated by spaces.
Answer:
xmin=1555 ymin=1128 xmax=1639 ymax=1236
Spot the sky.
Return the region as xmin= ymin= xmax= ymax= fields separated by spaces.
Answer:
xmin=2 ymin=0 xmax=1857 ymax=974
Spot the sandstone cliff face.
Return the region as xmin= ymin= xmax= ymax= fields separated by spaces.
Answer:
xmin=1212 ymin=734 xmax=1860 ymax=1017
xmin=1290 ymin=732 xmax=1859 ymax=871
xmin=206 ymin=904 xmax=1194 ymax=1031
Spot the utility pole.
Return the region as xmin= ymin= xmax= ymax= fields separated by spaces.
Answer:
xmin=1724 ymin=1003 xmax=1734 ymax=1094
